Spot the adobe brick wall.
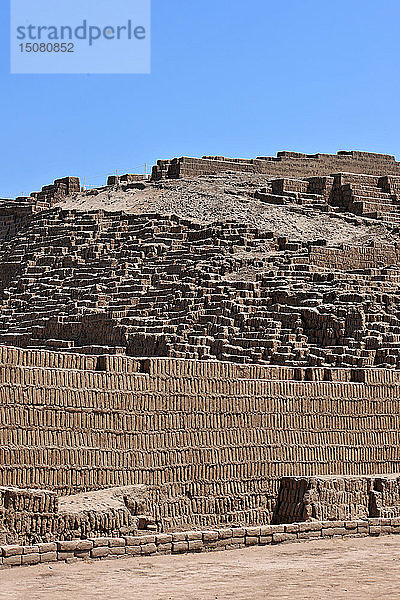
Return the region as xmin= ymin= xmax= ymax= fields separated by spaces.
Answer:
xmin=1 ymin=518 xmax=399 ymax=569
xmin=2 ymin=207 xmax=400 ymax=369
xmin=0 ymin=481 xmax=158 ymax=545
xmin=309 ymin=244 xmax=400 ymax=271
xmin=107 ymin=174 xmax=145 ymax=186
xmin=152 ymin=151 xmax=400 ymax=180
xmin=0 ymin=487 xmax=58 ymax=545
xmin=273 ymin=475 xmax=400 ymax=524
xmin=2 ymin=348 xmax=400 ymax=530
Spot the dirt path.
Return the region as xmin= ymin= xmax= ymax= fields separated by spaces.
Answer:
xmin=1 ymin=536 xmax=399 ymax=600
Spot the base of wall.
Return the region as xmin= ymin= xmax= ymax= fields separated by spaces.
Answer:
xmin=1 ymin=518 xmax=399 ymax=569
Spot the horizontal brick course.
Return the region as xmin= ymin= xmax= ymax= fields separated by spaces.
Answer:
xmin=3 ymin=355 xmax=400 ymax=537
xmin=0 ymin=519 xmax=396 ymax=570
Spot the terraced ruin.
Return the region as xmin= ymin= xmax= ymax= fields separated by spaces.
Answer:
xmin=2 ymin=150 xmax=400 ymax=565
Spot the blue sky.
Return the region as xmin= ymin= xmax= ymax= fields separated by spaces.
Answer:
xmin=1 ymin=0 xmax=400 ymax=198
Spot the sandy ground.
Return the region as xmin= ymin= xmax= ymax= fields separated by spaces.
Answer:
xmin=1 ymin=536 xmax=400 ymax=600
xmin=56 ymin=173 xmax=394 ymax=246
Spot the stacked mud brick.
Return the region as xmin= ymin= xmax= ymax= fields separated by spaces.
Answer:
xmin=0 ymin=479 xmax=155 ymax=545
xmin=3 ymin=518 xmax=400 ymax=568
xmin=255 ymin=171 xmax=400 ymax=225
xmin=107 ymin=173 xmax=145 ymax=186
xmin=0 ymin=176 xmax=80 ymax=246
xmin=151 ymin=150 xmax=400 ymax=180
xmin=0 ymin=486 xmax=58 ymax=545
xmin=153 ymin=151 xmax=400 ymax=225
xmin=57 ymin=485 xmax=156 ymax=542
xmin=273 ymin=475 xmax=400 ymax=523
xmin=2 ymin=151 xmax=400 ymax=543
xmin=30 ymin=176 xmax=80 ymax=206
xmin=274 ymin=474 xmax=400 ymax=524
xmin=4 ymin=472 xmax=400 ymax=546
xmin=2 ymin=203 xmax=400 ymax=367
xmin=370 ymin=475 xmax=400 ymax=518
xmin=2 ymin=347 xmax=400 ymax=532
xmin=0 ymin=201 xmax=36 ymax=245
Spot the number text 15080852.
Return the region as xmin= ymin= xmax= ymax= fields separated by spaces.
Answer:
xmin=19 ymin=43 xmax=74 ymax=53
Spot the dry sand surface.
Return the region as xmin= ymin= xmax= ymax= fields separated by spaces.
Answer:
xmin=57 ymin=172 xmax=395 ymax=246
xmin=1 ymin=536 xmax=400 ymax=600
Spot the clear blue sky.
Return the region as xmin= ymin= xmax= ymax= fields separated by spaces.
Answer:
xmin=1 ymin=0 xmax=400 ymax=198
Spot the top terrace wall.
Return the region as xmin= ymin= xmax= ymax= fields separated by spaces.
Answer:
xmin=153 ymin=151 xmax=400 ymax=180
xmin=1 ymin=345 xmax=400 ymax=384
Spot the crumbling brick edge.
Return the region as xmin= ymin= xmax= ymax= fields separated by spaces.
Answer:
xmin=1 ymin=518 xmax=399 ymax=568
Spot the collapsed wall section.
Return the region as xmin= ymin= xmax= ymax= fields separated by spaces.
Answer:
xmin=274 ymin=474 xmax=400 ymax=524
xmin=1 ymin=348 xmax=400 ymax=530
xmin=0 ymin=486 xmax=58 ymax=545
